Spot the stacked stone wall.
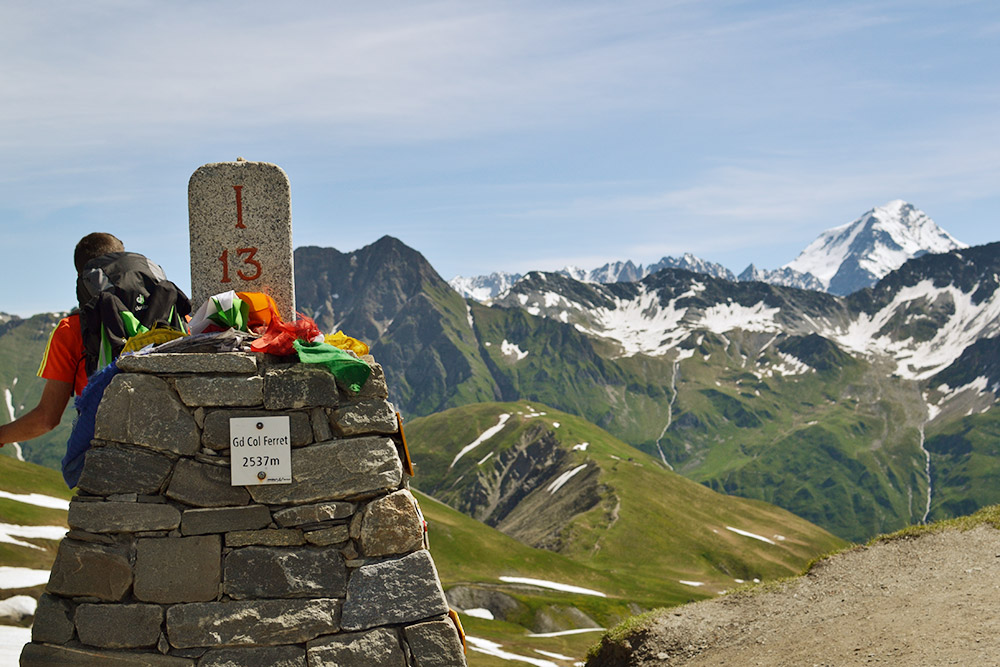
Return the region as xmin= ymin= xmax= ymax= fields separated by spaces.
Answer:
xmin=22 ymin=351 xmax=466 ymax=666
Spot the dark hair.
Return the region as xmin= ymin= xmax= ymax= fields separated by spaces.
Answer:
xmin=74 ymin=233 xmax=124 ymax=272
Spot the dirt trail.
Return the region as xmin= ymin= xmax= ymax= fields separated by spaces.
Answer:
xmin=588 ymin=525 xmax=1000 ymax=666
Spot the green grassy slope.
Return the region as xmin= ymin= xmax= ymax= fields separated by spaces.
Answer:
xmin=0 ymin=314 xmax=75 ymax=469
xmin=653 ymin=332 xmax=931 ymax=542
xmin=405 ymin=400 xmax=846 ymax=593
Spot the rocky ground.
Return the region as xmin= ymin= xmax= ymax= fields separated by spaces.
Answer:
xmin=587 ymin=523 xmax=1000 ymax=666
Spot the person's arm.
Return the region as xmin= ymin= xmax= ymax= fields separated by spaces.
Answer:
xmin=0 ymin=379 xmax=73 ymax=446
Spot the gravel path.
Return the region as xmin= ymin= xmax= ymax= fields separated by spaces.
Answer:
xmin=587 ymin=525 xmax=1000 ymax=666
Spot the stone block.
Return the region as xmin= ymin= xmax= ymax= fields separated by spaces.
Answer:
xmin=359 ymin=490 xmax=424 ymax=558
xmin=310 ymin=407 xmax=333 ymax=442
xmin=47 ymin=539 xmax=133 ymax=601
xmin=263 ymin=366 xmax=340 ymax=409
xmin=404 ymin=619 xmax=467 ymax=667
xmin=174 ymin=376 xmax=263 ymax=407
xmin=356 ymin=362 xmax=389 ymax=399
xmin=134 ymin=535 xmax=221 ymax=603
xmin=76 ymin=444 xmax=175 ymax=496
xmin=226 ymin=528 xmax=305 ymax=547
xmin=188 ymin=160 xmax=295 ymax=320
xmin=307 ymin=628 xmax=406 ymax=667
xmin=199 ymin=645 xmax=306 ymax=667
xmin=329 ymin=399 xmax=398 ymax=436
xmin=341 ymin=550 xmax=449 ymax=631
xmin=68 ymin=500 xmax=181 ymax=533
xmin=181 ymin=505 xmax=272 ymax=536
xmin=272 ymin=501 xmax=355 ymax=527
xmin=201 ymin=408 xmax=312 ymax=450
xmin=20 ymin=643 xmax=194 ymax=666
xmin=248 ymin=437 xmax=402 ymax=505
xmin=166 ymin=598 xmax=340 ymax=648
xmin=30 ymin=593 xmax=75 ymax=644
xmin=223 ymin=546 xmax=347 ymax=599
xmin=95 ymin=374 xmax=200 ymax=456
xmin=304 ymin=525 xmax=351 ymax=546
xmin=166 ymin=458 xmax=251 ymax=507
xmin=75 ymin=603 xmax=163 ymax=648
xmin=117 ymin=352 xmax=259 ymax=375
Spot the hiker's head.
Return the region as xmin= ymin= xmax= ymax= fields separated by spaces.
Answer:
xmin=74 ymin=233 xmax=124 ymax=273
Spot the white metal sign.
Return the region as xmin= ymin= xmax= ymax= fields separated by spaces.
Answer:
xmin=229 ymin=416 xmax=292 ymax=485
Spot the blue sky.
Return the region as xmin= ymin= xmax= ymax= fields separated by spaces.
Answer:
xmin=2 ymin=0 xmax=998 ymax=316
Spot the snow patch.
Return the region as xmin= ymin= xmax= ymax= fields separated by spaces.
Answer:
xmin=451 ymin=414 xmax=512 ymax=468
xmin=527 ymin=628 xmax=606 ymax=638
xmin=0 ymin=595 xmax=36 ymax=621
xmin=0 ymin=523 xmax=67 ymax=550
xmin=466 ymin=636 xmax=560 ymax=666
xmin=464 ymin=608 xmax=494 ymax=620
xmin=547 ymin=464 xmax=587 ymax=494
xmin=726 ymin=526 xmax=776 ymax=545
xmin=679 ymin=580 xmax=705 ymax=587
xmin=700 ymin=301 xmax=781 ymax=334
xmin=501 ymin=339 xmax=529 ymax=360
xmin=572 ymin=442 xmax=589 ymax=451
xmin=477 ymin=451 xmax=494 ymax=466
xmin=535 ymin=648 xmax=576 ymax=661
xmin=0 ymin=492 xmax=70 ymax=510
xmin=499 ymin=576 xmax=607 ymax=597
xmin=0 ymin=566 xmax=53 ymax=589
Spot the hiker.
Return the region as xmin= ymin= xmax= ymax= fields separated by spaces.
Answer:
xmin=0 ymin=232 xmax=188 ymax=450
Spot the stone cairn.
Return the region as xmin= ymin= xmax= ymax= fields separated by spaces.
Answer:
xmin=22 ymin=350 xmax=467 ymax=666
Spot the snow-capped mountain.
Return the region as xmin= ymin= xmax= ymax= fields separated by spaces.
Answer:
xmin=448 ymin=271 xmax=523 ymax=302
xmin=493 ymin=242 xmax=1000 ymax=382
xmin=737 ymin=265 xmax=823 ymax=291
xmin=450 ymin=254 xmax=735 ymax=300
xmin=785 ymin=200 xmax=967 ymax=295
xmin=451 ymin=201 xmax=967 ymax=300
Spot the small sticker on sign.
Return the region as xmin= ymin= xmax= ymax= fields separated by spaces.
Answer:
xmin=229 ymin=416 xmax=292 ymax=485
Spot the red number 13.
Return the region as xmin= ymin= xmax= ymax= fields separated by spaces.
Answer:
xmin=218 ymin=247 xmax=262 ymax=282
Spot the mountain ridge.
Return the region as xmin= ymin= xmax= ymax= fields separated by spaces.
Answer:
xmin=450 ymin=200 xmax=965 ymax=300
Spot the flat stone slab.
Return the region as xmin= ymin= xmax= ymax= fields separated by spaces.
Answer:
xmin=359 ymin=489 xmax=424 ymax=558
xmin=95 ymin=374 xmax=200 ymax=456
xmin=273 ymin=500 xmax=355 ymax=527
xmin=134 ymin=535 xmax=221 ymax=603
xmin=330 ymin=399 xmax=398 ymax=437
xmin=30 ymin=594 xmax=74 ymax=644
xmin=223 ymin=546 xmax=347 ymax=599
xmin=166 ymin=458 xmax=251 ymax=507
xmin=117 ymin=352 xmax=259 ymax=375
xmin=181 ymin=505 xmax=272 ymax=536
xmin=75 ymin=603 xmax=164 ymax=649
xmin=46 ymin=539 xmax=133 ymax=601
xmin=76 ymin=444 xmax=175 ymax=496
xmin=404 ymin=619 xmax=468 ymax=667
xmin=20 ymin=643 xmax=194 ymax=666
xmin=306 ymin=628 xmax=406 ymax=667
xmin=68 ymin=500 xmax=181 ymax=533
xmin=264 ymin=366 xmax=340 ymax=410
xmin=199 ymin=646 xmax=306 ymax=667
xmin=226 ymin=528 xmax=305 ymax=547
xmin=248 ymin=437 xmax=402 ymax=505
xmin=341 ymin=550 xmax=449 ymax=631
xmin=174 ymin=375 xmax=263 ymax=407
xmin=166 ymin=598 xmax=341 ymax=648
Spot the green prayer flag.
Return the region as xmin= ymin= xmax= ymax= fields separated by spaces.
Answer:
xmin=293 ymin=340 xmax=372 ymax=393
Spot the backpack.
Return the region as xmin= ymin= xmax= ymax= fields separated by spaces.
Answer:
xmin=77 ymin=252 xmax=191 ymax=377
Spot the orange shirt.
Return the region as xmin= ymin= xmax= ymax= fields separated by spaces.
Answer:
xmin=37 ymin=314 xmax=88 ymax=396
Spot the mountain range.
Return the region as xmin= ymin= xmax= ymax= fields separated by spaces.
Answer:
xmin=450 ymin=200 xmax=966 ymax=299
xmin=1 ymin=202 xmax=995 ymax=546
